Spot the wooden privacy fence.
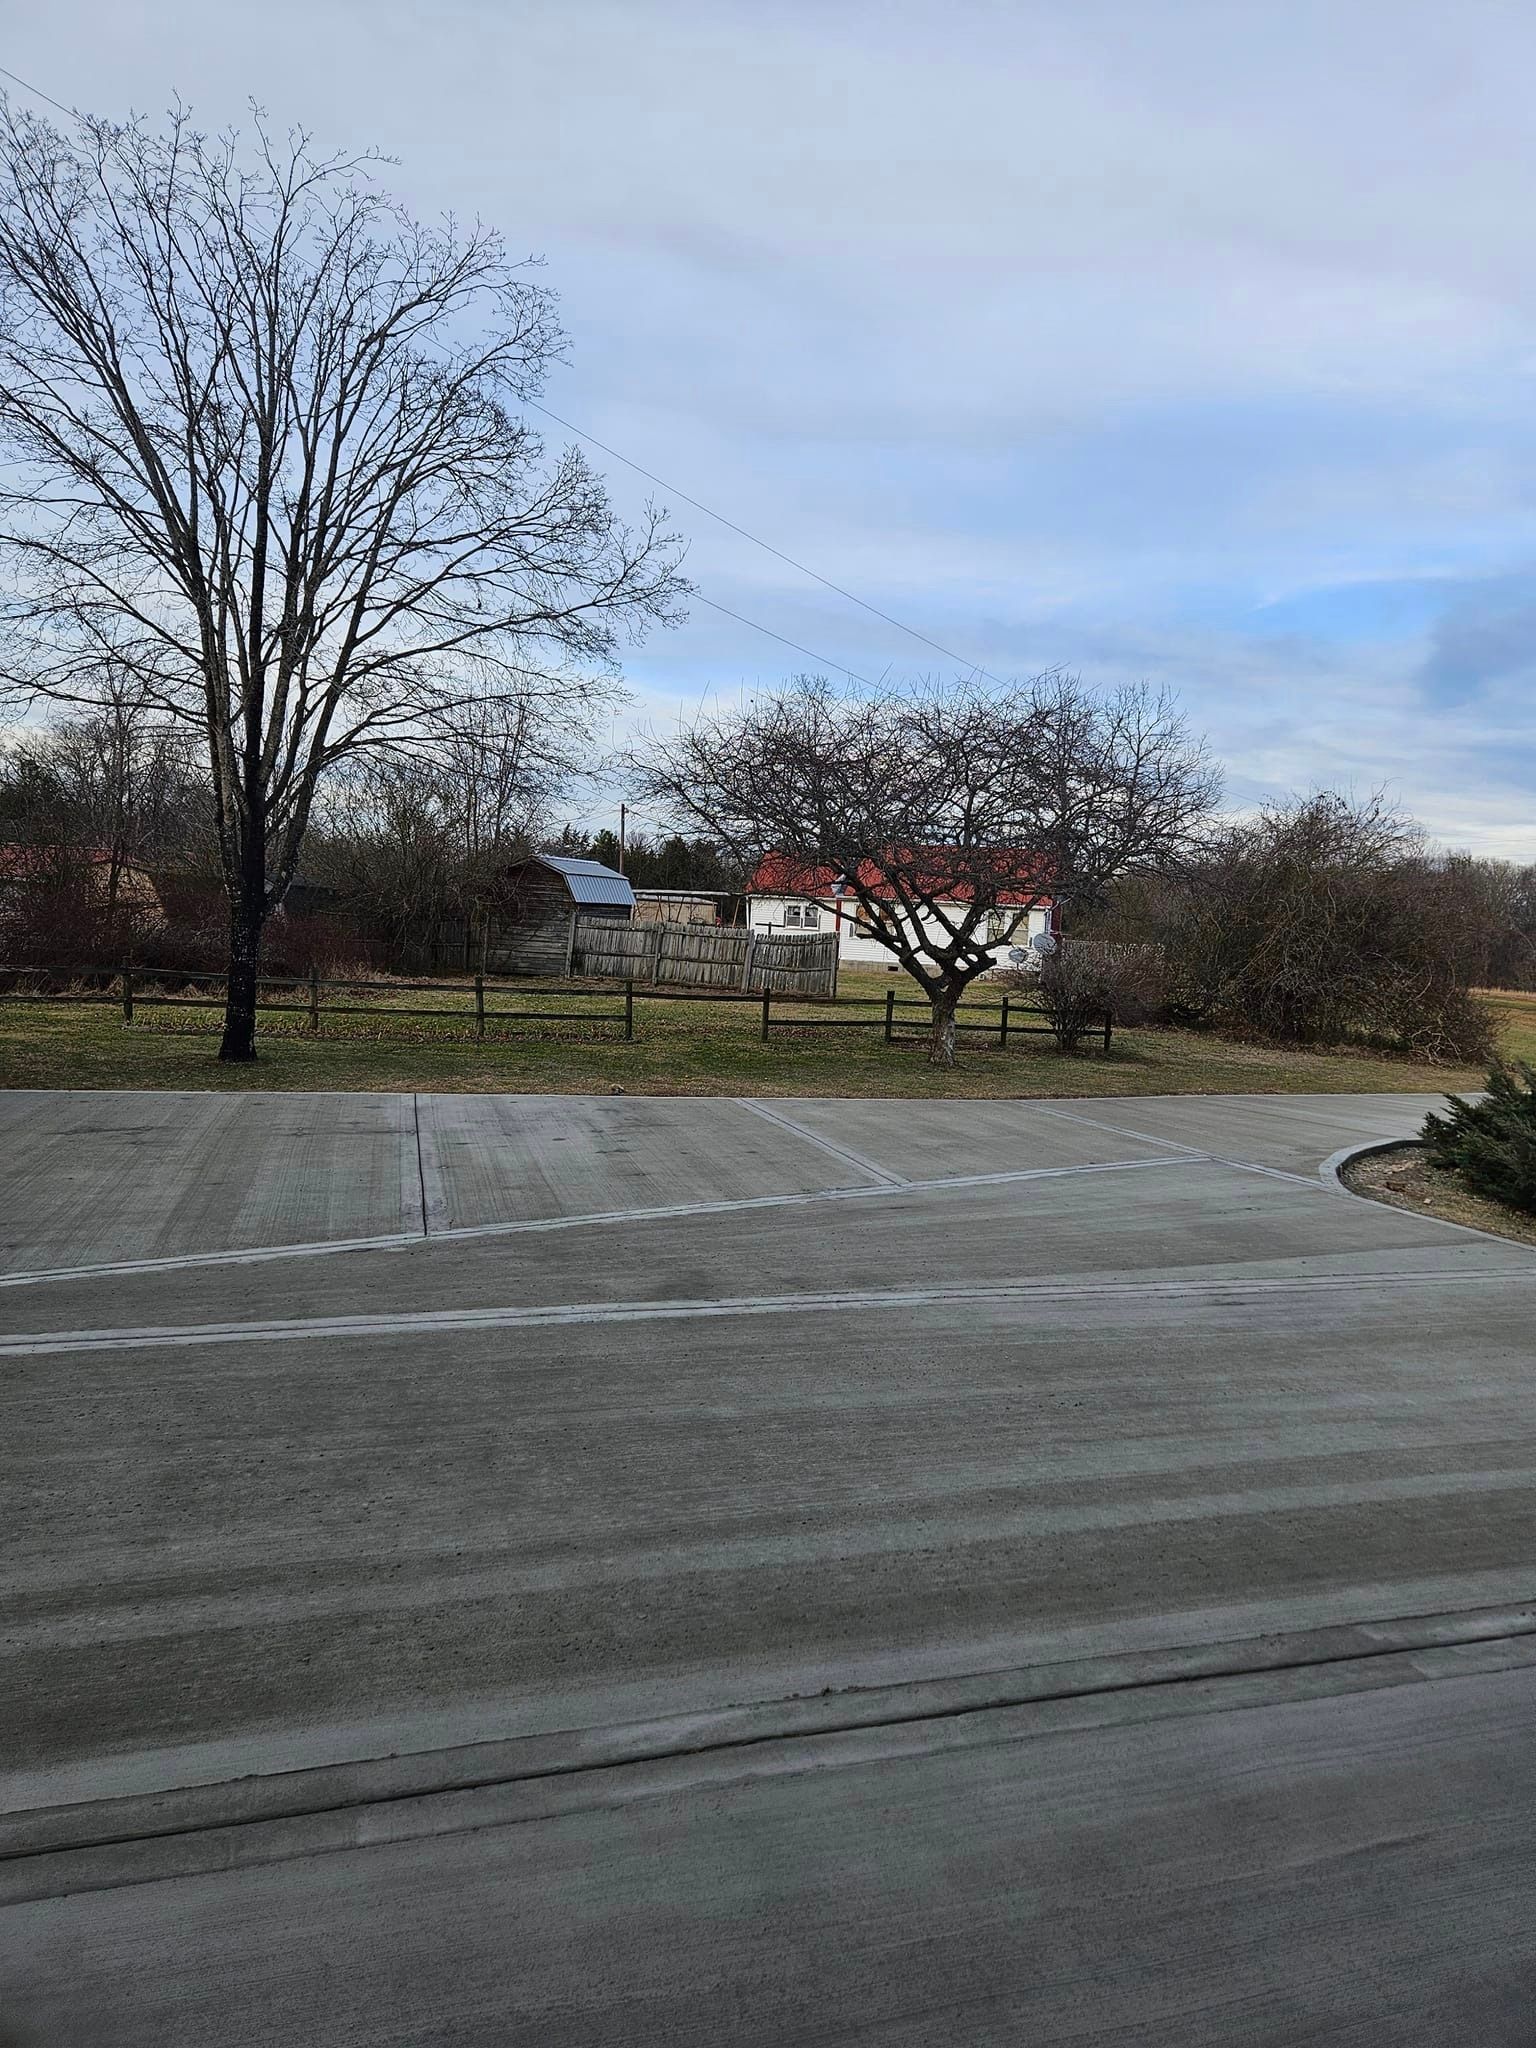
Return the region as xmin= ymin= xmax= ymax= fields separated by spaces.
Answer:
xmin=570 ymin=919 xmax=839 ymax=997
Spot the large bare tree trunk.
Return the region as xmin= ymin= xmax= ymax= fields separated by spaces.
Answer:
xmin=928 ymin=984 xmax=960 ymax=1067
xmin=219 ymin=854 xmax=265 ymax=1063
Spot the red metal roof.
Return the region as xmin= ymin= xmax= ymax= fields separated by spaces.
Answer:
xmin=747 ymin=852 xmax=1052 ymax=907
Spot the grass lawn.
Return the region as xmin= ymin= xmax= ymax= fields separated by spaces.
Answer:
xmin=3 ymin=969 xmax=1532 ymax=1099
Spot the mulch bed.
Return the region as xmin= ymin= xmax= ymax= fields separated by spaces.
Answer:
xmin=1343 ymin=1142 xmax=1536 ymax=1250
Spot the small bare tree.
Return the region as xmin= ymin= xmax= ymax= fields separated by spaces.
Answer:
xmin=635 ymin=673 xmax=1218 ymax=1063
xmin=312 ymin=687 xmax=596 ymax=970
xmin=2 ymin=677 xmax=206 ymax=910
xmin=0 ymin=98 xmax=686 ymax=1056
xmin=431 ymin=688 xmax=604 ymax=869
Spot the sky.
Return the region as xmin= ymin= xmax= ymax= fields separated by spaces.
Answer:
xmin=7 ymin=0 xmax=1536 ymax=855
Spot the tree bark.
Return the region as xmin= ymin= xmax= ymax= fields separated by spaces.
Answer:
xmin=928 ymin=983 xmax=960 ymax=1067
xmin=219 ymin=882 xmax=264 ymax=1062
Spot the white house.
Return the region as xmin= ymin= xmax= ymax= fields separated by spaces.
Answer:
xmin=746 ymin=856 xmax=1056 ymax=969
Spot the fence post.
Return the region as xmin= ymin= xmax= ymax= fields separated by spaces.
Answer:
xmin=761 ymin=988 xmax=771 ymax=1041
xmin=625 ymin=977 xmax=634 ymax=1041
xmin=884 ymin=987 xmax=895 ymax=1043
xmin=121 ymin=965 xmax=134 ymax=1024
xmin=1000 ymin=994 xmax=1009 ymax=1048
xmin=1103 ymin=1008 xmax=1113 ymax=1055
xmin=309 ymin=964 xmax=321 ymax=1033
xmin=475 ymin=973 xmax=485 ymax=1040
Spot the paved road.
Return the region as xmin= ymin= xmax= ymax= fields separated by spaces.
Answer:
xmin=3 ymin=1088 xmax=1534 ymax=2041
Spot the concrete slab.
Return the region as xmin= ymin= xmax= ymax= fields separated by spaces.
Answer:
xmin=1029 ymin=1089 xmax=1444 ymax=1174
xmin=414 ymin=1093 xmax=887 ymax=1232
xmin=7 ymin=1148 xmax=1516 ymax=1339
xmin=3 ymin=1085 xmax=1534 ymax=2037
xmin=5 ymin=1153 xmax=1534 ymax=1808
xmin=771 ymin=1089 xmax=1443 ymax=1181
xmin=0 ymin=1088 xmax=1447 ymax=1280
xmin=751 ymin=1093 xmax=1187 ymax=1181
xmin=0 ymin=1092 xmax=420 ymax=1273
xmin=5 ymin=1650 xmax=1536 ymax=2044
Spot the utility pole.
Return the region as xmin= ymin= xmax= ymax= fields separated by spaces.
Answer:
xmin=618 ymin=803 xmax=626 ymax=875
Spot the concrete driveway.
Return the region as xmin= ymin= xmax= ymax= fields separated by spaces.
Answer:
xmin=3 ymin=1087 xmax=1535 ymax=2043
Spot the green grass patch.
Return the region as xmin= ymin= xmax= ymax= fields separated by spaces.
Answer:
xmin=1 ymin=962 xmax=1520 ymax=1100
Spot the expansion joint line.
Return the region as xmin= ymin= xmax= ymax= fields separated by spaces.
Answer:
xmin=412 ymin=1094 xmax=429 ymax=1239
xmin=5 ymin=1266 xmax=1534 ymax=1360
xmin=733 ymin=1098 xmax=908 ymax=1187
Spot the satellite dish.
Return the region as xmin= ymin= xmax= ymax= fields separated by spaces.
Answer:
xmin=1007 ymin=946 xmax=1028 ymax=962
xmin=1030 ymin=931 xmax=1057 ymax=956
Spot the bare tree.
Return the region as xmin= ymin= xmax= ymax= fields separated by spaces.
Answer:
xmin=635 ymin=673 xmax=1218 ymax=1063
xmin=0 ymin=97 xmax=687 ymax=1056
xmin=312 ymin=685 xmax=598 ymax=970
xmin=1431 ymin=851 xmax=1536 ymax=993
xmin=314 ymin=750 xmax=462 ymax=971
xmin=4 ymin=684 xmax=204 ymax=888
xmin=431 ymin=685 xmax=607 ymax=868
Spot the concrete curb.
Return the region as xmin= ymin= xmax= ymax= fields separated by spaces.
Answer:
xmin=1319 ymin=1135 xmax=1425 ymax=1192
xmin=1321 ymin=1137 xmax=1536 ymax=1251
xmin=5 ymin=1599 xmax=1536 ymax=1907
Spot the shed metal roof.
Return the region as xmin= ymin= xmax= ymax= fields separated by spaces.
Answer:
xmin=534 ymin=853 xmax=636 ymax=908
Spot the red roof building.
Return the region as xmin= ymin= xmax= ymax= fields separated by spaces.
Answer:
xmin=745 ymin=852 xmax=1056 ymax=966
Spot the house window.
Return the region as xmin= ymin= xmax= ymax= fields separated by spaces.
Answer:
xmin=784 ymin=903 xmax=802 ymax=927
xmin=784 ymin=901 xmax=820 ymax=929
xmin=987 ymin=909 xmax=1012 ymax=943
xmin=801 ymin=902 xmax=821 ymax=929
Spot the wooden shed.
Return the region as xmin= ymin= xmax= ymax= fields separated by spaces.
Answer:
xmin=483 ymin=853 xmax=635 ymax=976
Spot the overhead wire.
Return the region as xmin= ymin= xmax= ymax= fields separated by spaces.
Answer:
xmin=0 ymin=61 xmax=984 ymax=692
xmin=525 ymin=398 xmax=1002 ymax=685
xmin=0 ymin=62 xmax=76 ymax=118
xmin=688 ymin=593 xmax=875 ymax=688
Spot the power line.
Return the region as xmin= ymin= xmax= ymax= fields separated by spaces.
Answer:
xmin=0 ymin=60 xmax=959 ymax=697
xmin=525 ymin=398 xmax=1003 ymax=684
xmin=0 ymin=63 xmax=76 ymax=118
xmin=689 ymin=592 xmax=875 ymax=688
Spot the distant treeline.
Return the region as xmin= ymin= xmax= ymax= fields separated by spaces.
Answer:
xmin=0 ymin=708 xmax=742 ymax=973
xmin=1068 ymin=792 xmax=1536 ymax=1061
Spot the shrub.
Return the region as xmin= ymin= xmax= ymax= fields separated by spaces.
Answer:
xmin=0 ymin=872 xmax=161 ymax=969
xmin=1036 ymin=949 xmax=1115 ymax=1052
xmin=1421 ymin=1062 xmax=1536 ymax=1214
xmin=1070 ymin=940 xmax=1166 ymax=1025
xmin=997 ymin=941 xmax=1164 ymax=1039
xmin=1140 ymin=793 xmax=1496 ymax=1062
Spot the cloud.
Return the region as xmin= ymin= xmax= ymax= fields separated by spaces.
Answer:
xmin=5 ymin=0 xmax=1536 ymax=857
xmin=1419 ymin=573 xmax=1536 ymax=708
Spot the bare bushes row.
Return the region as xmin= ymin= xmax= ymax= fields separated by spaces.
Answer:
xmin=1064 ymin=794 xmax=1499 ymax=1064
